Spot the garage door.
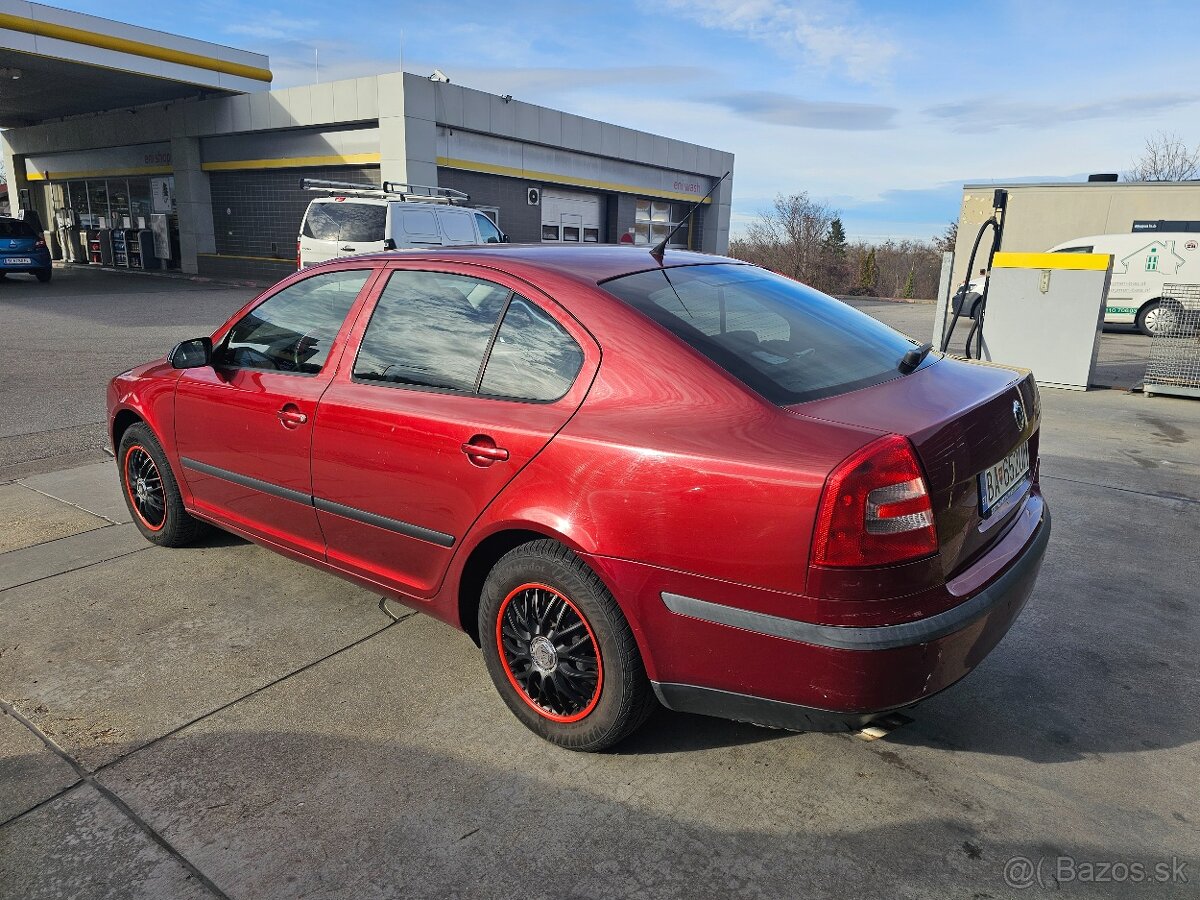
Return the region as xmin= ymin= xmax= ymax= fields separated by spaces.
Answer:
xmin=541 ymin=189 xmax=602 ymax=244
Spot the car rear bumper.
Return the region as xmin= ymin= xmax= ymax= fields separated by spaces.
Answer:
xmin=0 ymin=250 xmax=51 ymax=272
xmin=588 ymin=493 xmax=1050 ymax=731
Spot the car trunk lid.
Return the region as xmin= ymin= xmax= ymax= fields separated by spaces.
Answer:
xmin=788 ymin=356 xmax=1039 ymax=579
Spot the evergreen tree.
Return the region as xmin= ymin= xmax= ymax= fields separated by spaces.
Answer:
xmin=903 ymin=265 xmax=916 ymax=299
xmin=823 ymin=217 xmax=848 ymax=257
xmin=858 ymin=247 xmax=878 ymax=294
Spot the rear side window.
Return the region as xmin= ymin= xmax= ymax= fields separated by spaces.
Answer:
xmin=439 ymin=211 xmax=477 ymax=242
xmin=354 ymin=270 xmax=508 ymax=391
xmin=0 ymin=219 xmax=38 ymax=238
xmin=602 ymin=264 xmax=921 ymax=405
xmin=217 ymin=269 xmax=370 ymax=374
xmin=480 ymin=298 xmax=584 ymax=401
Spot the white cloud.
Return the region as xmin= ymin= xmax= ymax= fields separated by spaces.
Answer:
xmin=655 ymin=0 xmax=899 ymax=82
xmin=926 ymin=93 xmax=1200 ymax=133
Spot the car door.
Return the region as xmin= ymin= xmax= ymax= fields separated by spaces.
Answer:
xmin=310 ymin=263 xmax=598 ymax=597
xmin=174 ymin=267 xmax=378 ymax=557
xmin=334 ymin=201 xmax=388 ymax=258
xmin=298 ymin=200 xmax=343 ymax=266
xmin=436 ymin=209 xmax=479 ymax=246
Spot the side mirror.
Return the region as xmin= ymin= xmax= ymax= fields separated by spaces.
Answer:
xmin=501 ymin=232 xmax=510 ymax=243
xmin=383 ymin=238 xmax=397 ymax=251
xmin=168 ymin=337 xmax=213 ymax=369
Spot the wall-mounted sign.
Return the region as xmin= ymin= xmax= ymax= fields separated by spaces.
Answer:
xmin=151 ymin=177 xmax=175 ymax=214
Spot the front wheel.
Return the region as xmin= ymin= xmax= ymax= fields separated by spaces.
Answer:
xmin=479 ymin=540 xmax=655 ymax=751
xmin=118 ymin=423 xmax=210 ymax=546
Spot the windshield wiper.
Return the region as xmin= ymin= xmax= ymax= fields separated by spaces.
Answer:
xmin=898 ymin=342 xmax=933 ymax=374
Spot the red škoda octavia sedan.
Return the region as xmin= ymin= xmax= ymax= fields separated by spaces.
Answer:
xmin=108 ymin=246 xmax=1049 ymax=751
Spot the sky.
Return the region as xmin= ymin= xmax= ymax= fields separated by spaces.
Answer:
xmin=57 ymin=0 xmax=1200 ymax=241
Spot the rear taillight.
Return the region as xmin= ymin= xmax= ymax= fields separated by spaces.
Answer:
xmin=297 ymin=240 xmax=302 ymax=270
xmin=811 ymin=434 xmax=938 ymax=568
xmin=34 ymin=236 xmax=46 ymax=250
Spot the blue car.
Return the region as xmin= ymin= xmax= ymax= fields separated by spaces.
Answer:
xmin=0 ymin=217 xmax=52 ymax=282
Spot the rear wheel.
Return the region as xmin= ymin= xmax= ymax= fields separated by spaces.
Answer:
xmin=479 ymin=540 xmax=655 ymax=751
xmin=1138 ymin=299 xmax=1181 ymax=337
xmin=118 ymin=423 xmax=210 ymax=546
xmin=35 ymin=268 xmax=52 ymax=283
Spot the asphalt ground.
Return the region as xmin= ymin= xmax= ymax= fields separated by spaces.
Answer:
xmin=1 ymin=264 xmax=1197 ymax=898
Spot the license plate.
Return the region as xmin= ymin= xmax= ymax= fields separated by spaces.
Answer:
xmin=4 ymin=257 xmax=31 ymax=265
xmin=978 ymin=441 xmax=1030 ymax=515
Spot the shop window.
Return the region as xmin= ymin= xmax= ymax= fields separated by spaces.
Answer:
xmin=563 ymin=226 xmax=580 ymax=242
xmin=634 ymin=198 xmax=690 ymax=248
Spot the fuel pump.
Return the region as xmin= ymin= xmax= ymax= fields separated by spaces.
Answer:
xmin=941 ymin=189 xmax=1007 ymax=359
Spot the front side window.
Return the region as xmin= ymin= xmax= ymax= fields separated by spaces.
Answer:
xmin=354 ymin=270 xmax=509 ymax=391
xmin=217 ymin=269 xmax=370 ymax=374
xmin=602 ymin=264 xmax=923 ymax=405
xmin=475 ymin=213 xmax=503 ymax=244
xmin=480 ymin=298 xmax=584 ymax=401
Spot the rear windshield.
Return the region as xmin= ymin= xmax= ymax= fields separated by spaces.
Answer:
xmin=302 ymin=202 xmax=386 ymax=243
xmin=0 ymin=219 xmax=38 ymax=238
xmin=601 ymin=264 xmax=925 ymax=405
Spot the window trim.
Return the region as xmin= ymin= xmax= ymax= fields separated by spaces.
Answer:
xmin=212 ymin=267 xmax=375 ymax=378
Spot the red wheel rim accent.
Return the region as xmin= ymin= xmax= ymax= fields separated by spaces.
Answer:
xmin=123 ymin=445 xmax=167 ymax=532
xmin=495 ymin=582 xmax=603 ymax=723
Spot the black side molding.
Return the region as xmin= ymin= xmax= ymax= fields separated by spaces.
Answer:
xmin=652 ymin=682 xmax=882 ymax=733
xmin=662 ymin=508 xmax=1049 ymax=651
xmin=180 ymin=456 xmax=455 ymax=548
xmin=181 ymin=457 xmax=311 ymax=506
xmin=313 ymin=497 xmax=455 ymax=548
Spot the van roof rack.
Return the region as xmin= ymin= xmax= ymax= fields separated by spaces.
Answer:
xmin=300 ymin=178 xmax=471 ymax=205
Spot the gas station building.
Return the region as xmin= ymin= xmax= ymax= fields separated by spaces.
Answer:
xmin=1 ymin=1 xmax=734 ymax=282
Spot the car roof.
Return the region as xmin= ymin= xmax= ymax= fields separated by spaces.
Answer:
xmin=318 ymin=244 xmax=742 ymax=284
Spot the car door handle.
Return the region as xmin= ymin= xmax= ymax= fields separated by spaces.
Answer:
xmin=460 ymin=442 xmax=509 ymax=462
xmin=278 ymin=405 xmax=308 ymax=428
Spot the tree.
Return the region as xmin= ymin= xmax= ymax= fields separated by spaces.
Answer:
xmin=1126 ymin=131 xmax=1200 ymax=182
xmin=933 ymin=219 xmax=957 ymax=254
xmin=729 ymin=192 xmax=839 ymax=287
xmin=902 ymin=265 xmax=916 ymax=299
xmin=857 ymin=247 xmax=878 ymax=295
xmin=823 ymin=217 xmax=848 ymax=257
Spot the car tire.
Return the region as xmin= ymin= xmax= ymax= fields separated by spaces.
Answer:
xmin=35 ymin=268 xmax=52 ymax=283
xmin=1137 ymin=299 xmax=1182 ymax=337
xmin=479 ymin=540 xmax=656 ymax=751
xmin=118 ymin=423 xmax=210 ymax=547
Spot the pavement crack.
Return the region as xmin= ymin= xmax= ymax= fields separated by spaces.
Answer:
xmin=1040 ymin=472 xmax=1199 ymax=505
xmin=0 ymin=546 xmax=151 ymax=593
xmin=0 ymin=697 xmax=233 ymax=900
xmin=90 ymin=610 xmax=416 ymax=779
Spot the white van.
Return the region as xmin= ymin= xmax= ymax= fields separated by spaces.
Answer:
xmin=1048 ymin=232 xmax=1198 ymax=336
xmin=297 ymin=180 xmax=506 ymax=268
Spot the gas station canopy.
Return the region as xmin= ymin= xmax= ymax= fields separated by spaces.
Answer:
xmin=0 ymin=0 xmax=271 ymax=127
